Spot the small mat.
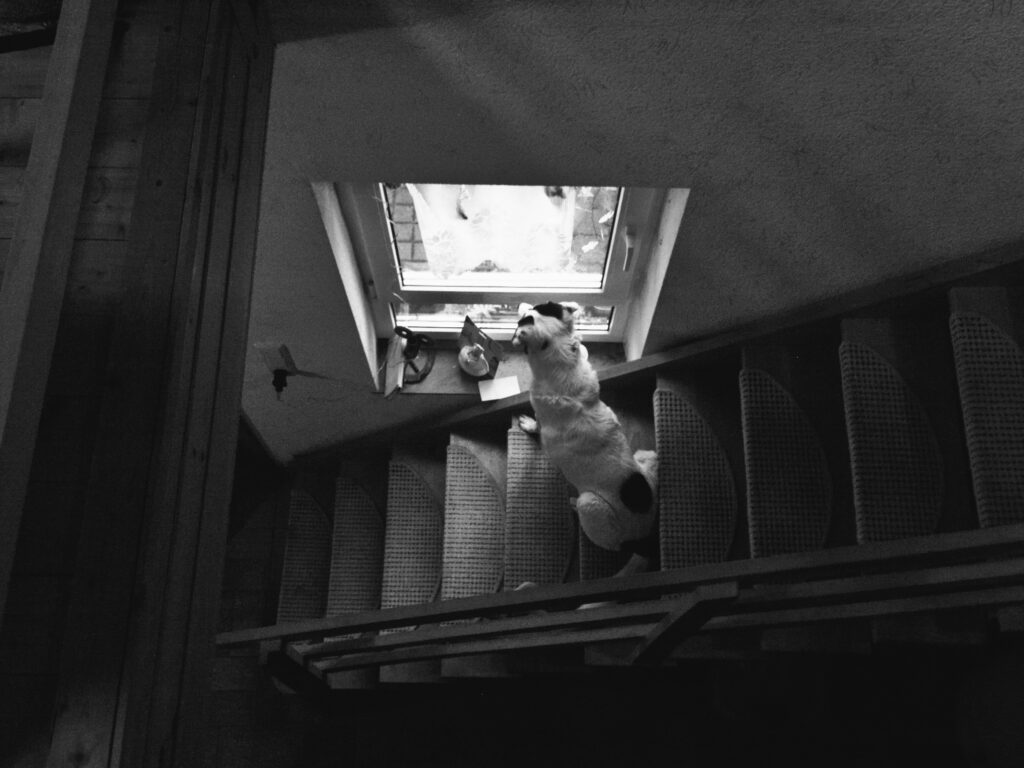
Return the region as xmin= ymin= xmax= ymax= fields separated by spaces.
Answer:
xmin=277 ymin=490 xmax=330 ymax=623
xmin=654 ymin=387 xmax=737 ymax=568
xmin=380 ymin=462 xmax=444 ymax=610
xmin=326 ymin=477 xmax=384 ymax=616
xmin=840 ymin=342 xmax=943 ymax=542
xmin=504 ymin=427 xmax=577 ymax=587
xmin=950 ymin=311 xmax=1024 ymax=527
xmin=740 ymin=368 xmax=832 ymax=557
xmin=440 ymin=444 xmax=505 ymax=599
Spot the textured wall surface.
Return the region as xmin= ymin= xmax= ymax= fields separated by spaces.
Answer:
xmin=246 ymin=0 xmax=1024 ymax=463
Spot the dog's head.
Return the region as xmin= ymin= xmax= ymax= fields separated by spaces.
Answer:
xmin=511 ymin=301 xmax=579 ymax=355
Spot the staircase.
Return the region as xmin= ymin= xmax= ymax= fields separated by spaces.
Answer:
xmin=219 ymin=284 xmax=1024 ymax=689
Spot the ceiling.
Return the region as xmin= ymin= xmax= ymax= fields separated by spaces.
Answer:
xmin=244 ymin=0 xmax=1024 ymax=465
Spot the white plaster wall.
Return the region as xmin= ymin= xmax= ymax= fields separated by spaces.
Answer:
xmin=246 ymin=1 xmax=1024 ymax=463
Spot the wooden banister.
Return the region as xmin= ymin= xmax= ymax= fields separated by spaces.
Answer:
xmin=217 ymin=522 xmax=1024 ymax=651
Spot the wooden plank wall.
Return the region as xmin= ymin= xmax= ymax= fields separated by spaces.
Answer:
xmin=0 ymin=2 xmax=159 ymax=763
xmin=1 ymin=0 xmax=273 ymax=765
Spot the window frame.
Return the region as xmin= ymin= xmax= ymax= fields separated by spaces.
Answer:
xmin=333 ymin=182 xmax=669 ymax=342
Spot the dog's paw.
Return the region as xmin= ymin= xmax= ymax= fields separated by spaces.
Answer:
xmin=517 ymin=414 xmax=539 ymax=434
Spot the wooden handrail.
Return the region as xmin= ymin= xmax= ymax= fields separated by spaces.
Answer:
xmin=217 ymin=522 xmax=1024 ymax=649
xmin=273 ymin=560 xmax=1024 ymax=675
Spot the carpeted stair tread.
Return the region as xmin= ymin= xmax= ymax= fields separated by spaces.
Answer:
xmin=441 ymin=444 xmax=505 ymax=599
xmin=950 ymin=310 xmax=1024 ymax=527
xmin=504 ymin=426 xmax=577 ymax=588
xmin=326 ymin=476 xmax=384 ymax=616
xmin=380 ymin=462 xmax=444 ymax=610
xmin=740 ymin=367 xmax=832 ymax=557
xmin=579 ymin=527 xmax=630 ymax=580
xmin=654 ymin=387 xmax=737 ymax=568
xmin=277 ymin=490 xmax=330 ymax=623
xmin=840 ymin=341 xmax=944 ymax=542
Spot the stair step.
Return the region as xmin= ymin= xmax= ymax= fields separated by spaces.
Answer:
xmin=579 ymin=530 xmax=630 ymax=580
xmin=841 ymin=311 xmax=975 ymax=542
xmin=949 ymin=286 xmax=1024 ymax=528
xmin=379 ymin=442 xmax=446 ymax=684
xmin=322 ymin=475 xmax=384 ymax=688
xmin=655 ymin=370 xmax=744 ymax=569
xmin=739 ymin=340 xmax=861 ymax=652
xmin=441 ymin=435 xmax=506 ymax=600
xmin=841 ymin=326 xmax=944 ymax=541
xmin=272 ymin=489 xmax=331 ymax=693
xmin=503 ymin=424 xmax=576 ymax=589
xmin=440 ymin=432 xmax=508 ymax=678
xmin=276 ymin=489 xmax=330 ymax=624
xmin=740 ymin=346 xmax=839 ymax=557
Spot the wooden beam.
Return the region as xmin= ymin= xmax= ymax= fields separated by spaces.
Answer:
xmin=705 ymin=585 xmax=1024 ymax=631
xmin=0 ymin=0 xmax=117 ymax=627
xmin=129 ymin=4 xmax=274 ymax=763
xmin=294 ymin=597 xmax=679 ymax=665
xmin=320 ymin=624 xmax=660 ymax=678
xmin=626 ymin=582 xmax=739 ymax=665
xmin=217 ymin=521 xmax=1024 ymax=648
xmin=283 ymin=558 xmax=1024 ymax=667
xmin=43 ymin=0 xmax=222 ymax=765
xmin=299 ymin=562 xmax=1020 ymax=673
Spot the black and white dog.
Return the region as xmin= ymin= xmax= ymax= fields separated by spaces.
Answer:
xmin=512 ymin=301 xmax=658 ymax=576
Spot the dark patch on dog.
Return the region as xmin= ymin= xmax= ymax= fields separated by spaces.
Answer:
xmin=516 ymin=315 xmax=535 ymax=327
xmin=532 ymin=301 xmax=565 ymax=320
xmin=620 ymin=472 xmax=653 ymax=515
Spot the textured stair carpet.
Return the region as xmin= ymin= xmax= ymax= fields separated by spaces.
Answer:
xmin=740 ymin=368 xmax=832 ymax=557
xmin=839 ymin=341 xmax=943 ymax=543
xmin=325 ymin=476 xmax=384 ymax=625
xmin=579 ymin=529 xmax=630 ymax=580
xmin=379 ymin=461 xmax=445 ymax=682
xmin=441 ymin=444 xmax=505 ymax=599
xmin=654 ymin=387 xmax=737 ymax=568
xmin=950 ymin=310 xmax=1024 ymax=528
xmin=504 ymin=426 xmax=576 ymax=588
xmin=317 ymin=477 xmax=385 ymax=685
xmin=380 ymin=462 xmax=444 ymax=611
xmin=277 ymin=490 xmax=330 ymax=623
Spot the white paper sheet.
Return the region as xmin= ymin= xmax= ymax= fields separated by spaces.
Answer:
xmin=478 ymin=375 xmax=521 ymax=401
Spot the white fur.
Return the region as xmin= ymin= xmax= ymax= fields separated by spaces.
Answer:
xmin=512 ymin=303 xmax=658 ymax=554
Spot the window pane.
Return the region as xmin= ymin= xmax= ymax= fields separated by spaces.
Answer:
xmin=393 ymin=303 xmax=613 ymax=333
xmin=383 ymin=184 xmax=620 ymax=289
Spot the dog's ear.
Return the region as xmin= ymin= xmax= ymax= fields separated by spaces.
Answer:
xmin=560 ymin=302 xmax=580 ymax=333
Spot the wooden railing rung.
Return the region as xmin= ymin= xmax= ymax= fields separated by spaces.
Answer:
xmin=313 ymin=624 xmax=660 ymax=677
xmin=270 ymin=556 xmax=1024 ymax=678
xmin=215 ymin=522 xmax=1024 ymax=649
xmin=704 ymin=584 xmax=1024 ymax=631
xmin=626 ymin=582 xmax=739 ymax=665
xmin=293 ymin=597 xmax=679 ymax=663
